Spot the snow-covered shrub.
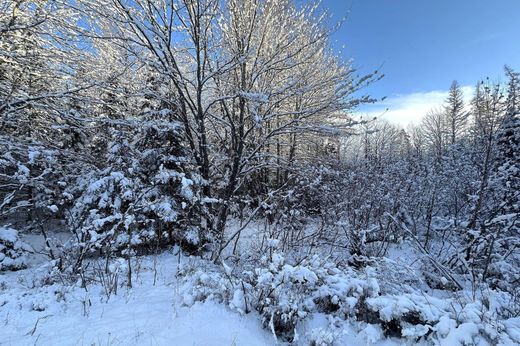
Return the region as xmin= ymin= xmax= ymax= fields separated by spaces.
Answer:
xmin=179 ymin=249 xmax=379 ymax=342
xmin=269 ymin=164 xmax=343 ymax=222
xmin=177 ymin=260 xmax=234 ymax=307
xmin=178 ymin=249 xmax=520 ymax=344
xmin=363 ymin=255 xmax=424 ymax=295
xmin=249 ymin=251 xmax=318 ymax=341
xmin=354 ymin=288 xmax=520 ymax=344
xmin=0 ymin=227 xmax=33 ymax=271
xmin=259 ymin=164 xmax=354 ymax=254
xmin=306 ymin=325 xmax=340 ymax=346
xmin=491 ymin=287 xmax=520 ymax=320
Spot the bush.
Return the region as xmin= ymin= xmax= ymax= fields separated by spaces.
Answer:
xmin=178 ymin=249 xmax=520 ymax=344
xmin=0 ymin=227 xmax=33 ymax=271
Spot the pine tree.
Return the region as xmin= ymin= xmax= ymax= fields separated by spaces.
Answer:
xmin=491 ymin=67 xmax=520 ymax=237
xmin=504 ymin=65 xmax=520 ymax=115
xmin=473 ymin=68 xmax=520 ymax=284
xmin=444 ymin=80 xmax=468 ymax=145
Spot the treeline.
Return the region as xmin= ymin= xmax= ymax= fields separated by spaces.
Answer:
xmin=338 ymin=70 xmax=519 ymax=293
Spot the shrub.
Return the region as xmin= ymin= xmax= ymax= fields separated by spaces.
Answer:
xmin=0 ymin=227 xmax=33 ymax=271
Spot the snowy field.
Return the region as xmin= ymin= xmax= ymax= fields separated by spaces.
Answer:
xmin=1 ymin=227 xmax=520 ymax=346
xmin=0 ymin=248 xmax=388 ymax=346
xmin=0 ymin=250 xmax=274 ymax=346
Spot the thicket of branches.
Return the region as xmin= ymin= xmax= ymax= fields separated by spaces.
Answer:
xmin=335 ymin=72 xmax=520 ymax=295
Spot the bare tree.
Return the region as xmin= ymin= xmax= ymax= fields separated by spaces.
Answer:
xmin=421 ymin=108 xmax=446 ymax=159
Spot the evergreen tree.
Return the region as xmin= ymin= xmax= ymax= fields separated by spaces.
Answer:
xmin=490 ymin=67 xmax=520 ymax=247
xmin=444 ymin=80 xmax=468 ymax=145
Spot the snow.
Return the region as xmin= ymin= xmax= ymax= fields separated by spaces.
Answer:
xmin=362 ymin=324 xmax=384 ymax=344
xmin=152 ymin=201 xmax=178 ymax=222
xmin=236 ymin=91 xmax=269 ymax=104
xmin=0 ymin=227 xmax=18 ymax=243
xmin=1 ymin=223 xmax=520 ymax=345
xmin=28 ymin=148 xmax=40 ymax=164
xmin=503 ymin=318 xmax=520 ymax=342
xmin=1 ymin=227 xmax=33 ymax=271
xmin=0 ymin=252 xmax=273 ymax=346
xmin=184 ymin=227 xmax=200 ymax=245
xmin=47 ymin=205 xmax=59 ymax=213
xmin=180 ymin=176 xmax=194 ymax=201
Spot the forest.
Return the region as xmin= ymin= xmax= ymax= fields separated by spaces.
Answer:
xmin=0 ymin=0 xmax=519 ymax=345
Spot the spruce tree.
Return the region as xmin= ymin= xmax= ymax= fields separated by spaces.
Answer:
xmin=444 ymin=80 xmax=468 ymax=145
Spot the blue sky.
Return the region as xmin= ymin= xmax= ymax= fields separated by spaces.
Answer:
xmin=319 ymin=0 xmax=520 ymax=125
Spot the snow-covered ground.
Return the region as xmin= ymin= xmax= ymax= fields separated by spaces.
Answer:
xmin=0 ymin=248 xmax=396 ymax=346
xmin=2 ymin=226 xmax=520 ymax=346
xmin=0 ymin=251 xmax=273 ymax=346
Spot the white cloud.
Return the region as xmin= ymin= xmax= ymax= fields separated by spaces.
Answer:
xmin=359 ymin=86 xmax=474 ymax=127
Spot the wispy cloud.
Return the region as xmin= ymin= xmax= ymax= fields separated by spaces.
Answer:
xmin=359 ymin=86 xmax=474 ymax=127
xmin=466 ymin=32 xmax=505 ymax=47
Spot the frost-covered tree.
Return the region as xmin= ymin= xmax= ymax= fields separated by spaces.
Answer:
xmin=504 ymin=65 xmax=520 ymax=115
xmin=421 ymin=108 xmax=446 ymax=159
xmin=474 ymin=68 xmax=520 ymax=286
xmin=71 ymin=0 xmax=379 ymax=260
xmin=466 ymin=80 xmax=505 ymax=230
xmin=0 ymin=0 xmax=98 ymax=223
xmin=64 ymin=119 xmax=205 ymax=277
